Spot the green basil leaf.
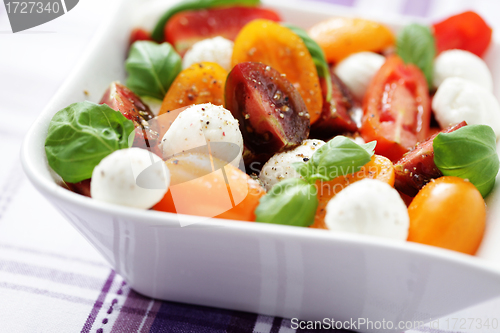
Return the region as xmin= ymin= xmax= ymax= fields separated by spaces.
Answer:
xmin=283 ymin=23 xmax=332 ymax=102
xmin=151 ymin=0 xmax=261 ymax=42
xmin=303 ymin=136 xmax=376 ymax=182
xmin=44 ymin=101 xmax=135 ymax=183
xmin=292 ymin=161 xmax=311 ymax=179
xmin=396 ymin=23 xmax=435 ymax=88
xmin=255 ymin=178 xmax=318 ymax=227
xmin=433 ymin=124 xmax=499 ymax=197
xmin=125 ymin=41 xmax=182 ymax=101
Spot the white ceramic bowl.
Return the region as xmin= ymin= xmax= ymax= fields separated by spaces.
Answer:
xmin=21 ymin=0 xmax=500 ymax=332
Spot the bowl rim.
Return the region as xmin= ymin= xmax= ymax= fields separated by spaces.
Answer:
xmin=19 ymin=0 xmax=500 ymax=281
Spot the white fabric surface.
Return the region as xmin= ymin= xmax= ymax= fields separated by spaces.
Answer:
xmin=0 ymin=0 xmax=499 ymax=332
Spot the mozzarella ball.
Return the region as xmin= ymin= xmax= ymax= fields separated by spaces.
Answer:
xmin=325 ymin=179 xmax=409 ymax=240
xmin=91 ymin=148 xmax=170 ymax=209
xmin=432 ymin=77 xmax=500 ymax=137
xmin=334 ymin=52 xmax=385 ymax=100
xmin=182 ymin=37 xmax=234 ymax=72
xmin=259 ymin=139 xmax=325 ymax=191
xmin=161 ymin=103 xmax=243 ymax=165
xmin=433 ymin=49 xmax=493 ymax=91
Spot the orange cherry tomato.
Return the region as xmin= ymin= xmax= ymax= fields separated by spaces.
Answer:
xmin=159 ymin=62 xmax=227 ymax=115
xmin=311 ymin=154 xmax=395 ymax=229
xmin=407 ymin=176 xmax=486 ymax=255
xmin=153 ymin=153 xmax=265 ymax=221
xmin=231 ymin=19 xmax=323 ymax=124
xmin=308 ymin=17 xmax=395 ymax=63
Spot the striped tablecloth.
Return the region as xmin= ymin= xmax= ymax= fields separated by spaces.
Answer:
xmin=1 ymin=0 xmax=500 ymax=332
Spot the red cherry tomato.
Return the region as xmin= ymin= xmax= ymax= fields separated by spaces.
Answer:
xmin=165 ymin=6 xmax=281 ymax=56
xmin=433 ymin=11 xmax=492 ymax=57
xmin=129 ymin=28 xmax=152 ymax=47
xmin=360 ymin=55 xmax=431 ymax=162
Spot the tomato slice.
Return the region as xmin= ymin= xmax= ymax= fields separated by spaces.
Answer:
xmin=433 ymin=11 xmax=492 ymax=57
xmin=360 ymin=55 xmax=431 ymax=162
xmin=165 ymin=6 xmax=281 ymax=56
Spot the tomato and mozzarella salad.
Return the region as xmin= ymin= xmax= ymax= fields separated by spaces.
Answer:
xmin=44 ymin=1 xmax=499 ymax=256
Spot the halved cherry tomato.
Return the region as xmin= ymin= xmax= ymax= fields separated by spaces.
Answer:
xmin=308 ymin=17 xmax=395 ymax=63
xmin=407 ymin=176 xmax=486 ymax=255
xmin=394 ymin=121 xmax=467 ymax=197
xmin=159 ymin=62 xmax=227 ymax=116
xmin=100 ymin=82 xmax=160 ymax=155
xmin=360 ymin=55 xmax=431 ymax=162
xmin=433 ymin=11 xmax=492 ymax=57
xmin=153 ymin=153 xmax=265 ymax=221
xmin=165 ymin=6 xmax=281 ymax=56
xmin=231 ymin=19 xmax=323 ymax=124
xmin=157 ymin=62 xmax=227 ymax=140
xmin=311 ymin=155 xmax=395 ymax=229
xmin=225 ymin=62 xmax=310 ymax=158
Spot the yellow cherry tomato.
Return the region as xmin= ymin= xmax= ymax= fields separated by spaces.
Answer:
xmin=308 ymin=17 xmax=395 ymax=63
xmin=159 ymin=62 xmax=227 ymax=115
xmin=407 ymin=176 xmax=486 ymax=255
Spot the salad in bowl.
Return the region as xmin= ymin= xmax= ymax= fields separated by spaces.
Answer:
xmin=20 ymin=0 xmax=500 ymax=329
xmin=42 ymin=0 xmax=499 ymax=256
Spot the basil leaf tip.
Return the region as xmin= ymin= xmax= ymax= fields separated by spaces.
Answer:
xmin=151 ymin=0 xmax=261 ymax=42
xmin=125 ymin=41 xmax=182 ymax=101
xmin=44 ymin=101 xmax=135 ymax=184
xmin=255 ymin=178 xmax=318 ymax=227
xmin=433 ymin=124 xmax=499 ymax=197
xmin=396 ymin=23 xmax=435 ymax=88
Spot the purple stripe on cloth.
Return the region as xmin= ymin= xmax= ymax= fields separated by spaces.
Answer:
xmin=309 ymin=0 xmax=355 ymax=7
xmin=0 ymin=259 xmax=105 ymax=290
xmin=149 ymin=301 xmax=252 ymax=332
xmin=0 ymin=281 xmax=94 ymax=305
xmin=81 ymin=270 xmax=116 ymax=333
xmin=270 ymin=317 xmax=283 ymax=333
xmin=225 ymin=309 xmax=258 ymax=333
xmin=402 ymin=0 xmax=432 ymax=17
xmin=111 ymin=289 xmax=154 ymax=332
xmin=140 ymin=301 xmax=162 ymax=333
